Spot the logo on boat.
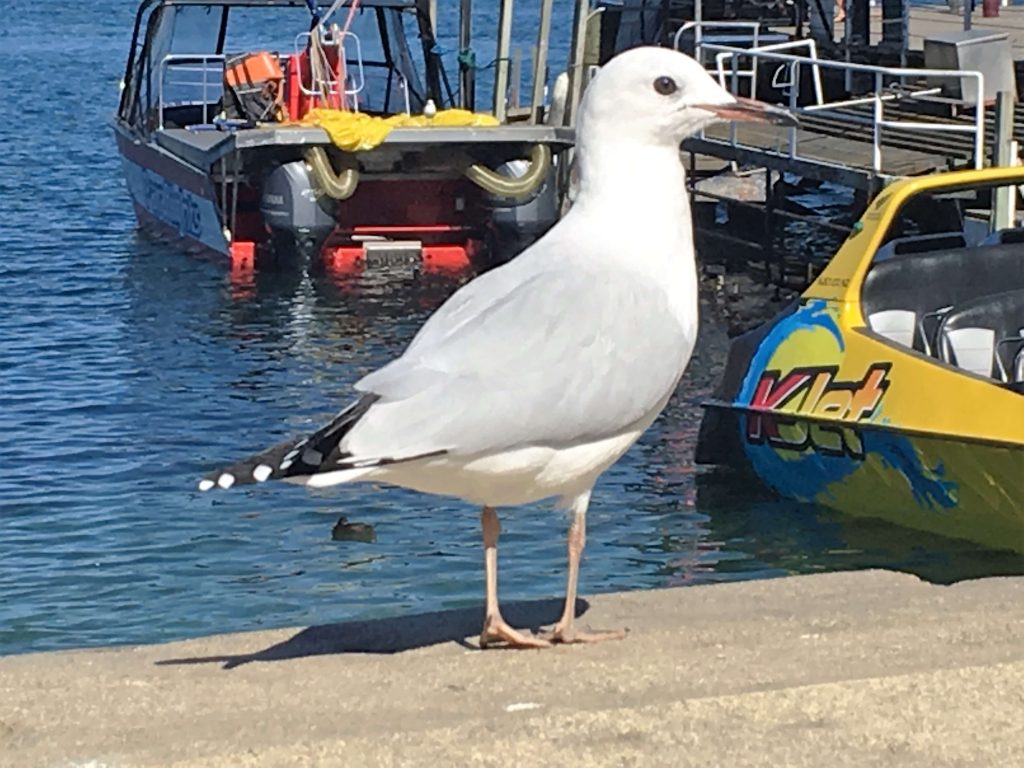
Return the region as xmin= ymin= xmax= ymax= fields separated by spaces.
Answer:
xmin=745 ymin=363 xmax=891 ymax=458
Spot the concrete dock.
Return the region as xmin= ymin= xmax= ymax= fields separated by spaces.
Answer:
xmin=2 ymin=570 xmax=1023 ymax=767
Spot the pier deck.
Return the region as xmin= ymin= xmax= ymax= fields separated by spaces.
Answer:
xmin=686 ymin=117 xmax=953 ymax=189
xmin=2 ymin=571 xmax=1022 ymax=767
xmin=687 ymin=100 xmax=1024 ymax=189
xmin=680 ymin=6 xmax=1024 ymax=189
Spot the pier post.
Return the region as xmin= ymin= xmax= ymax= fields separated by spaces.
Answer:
xmin=764 ymin=168 xmax=777 ymax=287
xmin=459 ymin=0 xmax=474 ymax=110
xmin=992 ymin=90 xmax=1016 ymax=230
xmin=493 ymin=0 xmax=514 ymax=121
xmin=564 ymin=0 xmax=590 ymax=126
xmin=531 ymin=0 xmax=554 ymax=123
xmin=510 ymin=48 xmax=522 ymax=112
xmin=427 ymin=0 xmax=437 ymax=33
xmin=881 ymin=0 xmax=908 ymax=65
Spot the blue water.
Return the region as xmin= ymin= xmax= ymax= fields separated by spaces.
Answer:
xmin=1 ymin=0 xmax=1021 ymax=657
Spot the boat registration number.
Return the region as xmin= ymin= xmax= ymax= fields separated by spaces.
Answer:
xmin=364 ymin=242 xmax=421 ymax=271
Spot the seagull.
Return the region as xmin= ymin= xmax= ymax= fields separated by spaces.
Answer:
xmin=198 ymin=47 xmax=795 ymax=648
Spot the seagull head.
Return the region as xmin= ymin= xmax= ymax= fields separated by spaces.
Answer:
xmin=577 ymin=46 xmax=797 ymax=150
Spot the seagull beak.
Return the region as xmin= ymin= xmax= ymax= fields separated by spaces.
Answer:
xmin=696 ymin=97 xmax=799 ymax=127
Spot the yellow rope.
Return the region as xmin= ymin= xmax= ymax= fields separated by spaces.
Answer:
xmin=299 ymin=108 xmax=500 ymax=152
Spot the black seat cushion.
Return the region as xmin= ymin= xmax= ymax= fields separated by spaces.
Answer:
xmin=936 ymin=289 xmax=1024 ymax=380
xmin=862 ymin=243 xmax=1024 ymax=352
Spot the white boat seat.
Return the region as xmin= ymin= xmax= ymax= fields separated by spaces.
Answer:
xmin=861 ymin=244 xmax=1024 ymax=353
xmin=867 ymin=306 xmax=953 ymax=355
xmin=939 ymin=327 xmax=996 ymax=378
xmin=936 ymin=291 xmax=1024 ymax=382
xmin=867 ymin=309 xmax=916 ymax=348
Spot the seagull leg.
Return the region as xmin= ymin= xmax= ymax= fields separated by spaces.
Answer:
xmin=479 ymin=506 xmax=550 ymax=649
xmin=548 ymin=491 xmax=626 ymax=645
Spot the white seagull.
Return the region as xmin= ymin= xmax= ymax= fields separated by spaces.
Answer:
xmin=199 ymin=47 xmax=795 ymax=648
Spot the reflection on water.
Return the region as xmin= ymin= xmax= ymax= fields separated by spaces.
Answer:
xmin=692 ymin=474 xmax=1024 ymax=586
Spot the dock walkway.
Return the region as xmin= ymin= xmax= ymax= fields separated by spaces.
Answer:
xmin=687 ymin=99 xmax=1024 ymax=188
xmin=681 ymin=7 xmax=1024 ymax=189
xmin=2 ymin=570 xmax=1022 ymax=767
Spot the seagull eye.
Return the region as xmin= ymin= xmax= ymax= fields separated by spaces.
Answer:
xmin=653 ymin=76 xmax=677 ymax=96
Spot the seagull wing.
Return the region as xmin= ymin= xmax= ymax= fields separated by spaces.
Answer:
xmin=345 ymin=261 xmax=693 ymax=459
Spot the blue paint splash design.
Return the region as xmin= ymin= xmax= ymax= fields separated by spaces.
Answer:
xmin=736 ymin=299 xmax=844 ymax=405
xmin=742 ymin=423 xmax=958 ymax=512
xmin=733 ymin=297 xmax=958 ymax=512
xmin=743 ymin=430 xmax=858 ymax=502
xmin=866 ymin=432 xmax=958 ymax=510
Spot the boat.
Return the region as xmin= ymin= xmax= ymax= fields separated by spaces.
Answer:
xmin=114 ymin=0 xmax=573 ymax=273
xmin=695 ymin=166 xmax=1024 ymax=553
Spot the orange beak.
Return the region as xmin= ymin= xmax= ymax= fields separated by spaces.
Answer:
xmin=695 ymin=97 xmax=798 ymax=127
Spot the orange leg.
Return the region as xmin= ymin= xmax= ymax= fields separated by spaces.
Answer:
xmin=479 ymin=506 xmax=550 ymax=649
xmin=548 ymin=492 xmax=626 ymax=645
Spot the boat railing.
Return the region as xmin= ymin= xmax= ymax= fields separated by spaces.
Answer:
xmin=156 ymin=54 xmax=227 ymax=130
xmin=700 ymin=43 xmax=986 ymax=173
xmin=672 ymin=20 xmax=788 ymax=73
xmin=293 ymin=30 xmax=367 ymax=109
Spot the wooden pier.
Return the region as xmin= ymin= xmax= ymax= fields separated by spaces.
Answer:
xmin=678 ymin=3 xmax=1024 ymax=188
xmin=656 ymin=3 xmax=1024 ymax=284
xmin=686 ymin=97 xmax=1024 ymax=191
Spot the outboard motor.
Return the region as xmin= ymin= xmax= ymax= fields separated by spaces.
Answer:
xmin=487 ymin=159 xmax=559 ymax=261
xmin=260 ymin=161 xmax=336 ymax=263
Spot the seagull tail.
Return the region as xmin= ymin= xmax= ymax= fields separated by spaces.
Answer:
xmin=197 ymin=394 xmax=381 ymax=492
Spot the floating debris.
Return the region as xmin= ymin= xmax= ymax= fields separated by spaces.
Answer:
xmin=331 ymin=517 xmax=376 ymax=543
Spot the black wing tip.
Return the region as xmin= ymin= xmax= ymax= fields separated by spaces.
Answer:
xmin=196 ymin=394 xmax=381 ymax=493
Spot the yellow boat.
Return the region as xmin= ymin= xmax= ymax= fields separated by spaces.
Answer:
xmin=696 ymin=166 xmax=1024 ymax=553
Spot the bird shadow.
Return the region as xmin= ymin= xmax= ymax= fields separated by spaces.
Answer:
xmin=155 ymin=597 xmax=589 ymax=670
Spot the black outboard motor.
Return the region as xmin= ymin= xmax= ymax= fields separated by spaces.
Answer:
xmin=260 ymin=161 xmax=336 ymax=263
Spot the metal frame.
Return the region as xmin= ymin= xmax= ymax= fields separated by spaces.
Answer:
xmin=157 ymin=54 xmax=227 ymax=129
xmin=120 ymin=0 xmax=442 ymax=126
xmin=703 ymin=43 xmax=987 ymax=175
xmin=293 ymin=30 xmax=367 ymax=100
xmin=673 ymin=21 xmax=788 ymax=70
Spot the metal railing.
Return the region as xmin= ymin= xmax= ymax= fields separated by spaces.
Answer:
xmin=702 ymin=43 xmax=987 ymax=174
xmin=673 ymin=20 xmax=788 ymax=71
xmin=293 ymin=30 xmax=367 ymax=109
xmin=156 ymin=54 xmax=226 ymax=130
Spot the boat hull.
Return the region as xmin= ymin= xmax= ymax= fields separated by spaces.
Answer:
xmin=700 ymin=405 xmax=1024 ymax=552
xmin=114 ymin=128 xmax=229 ymax=257
xmin=697 ymin=297 xmax=1024 ymax=553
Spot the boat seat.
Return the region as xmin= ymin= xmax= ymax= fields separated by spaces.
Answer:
xmin=935 ymin=289 xmax=1024 ymax=381
xmin=160 ymin=103 xmax=223 ymax=130
xmin=873 ymin=231 xmax=966 ymax=262
xmin=861 ymin=243 xmax=1024 ymax=353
